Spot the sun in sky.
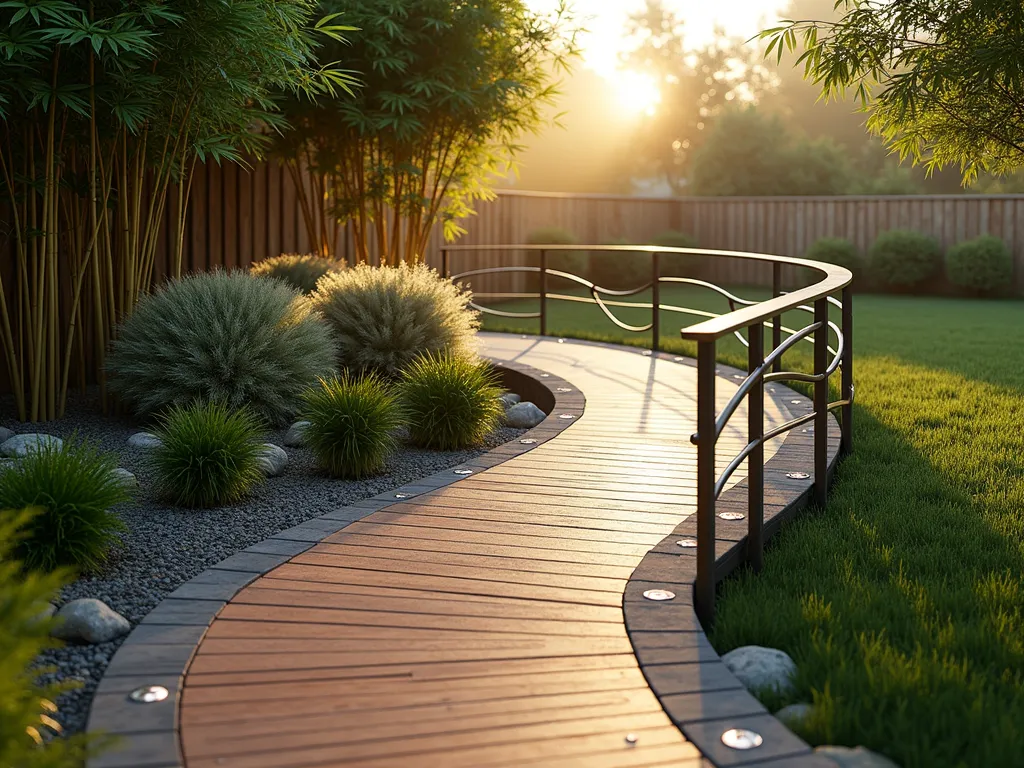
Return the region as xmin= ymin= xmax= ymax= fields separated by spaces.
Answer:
xmin=528 ymin=0 xmax=787 ymax=116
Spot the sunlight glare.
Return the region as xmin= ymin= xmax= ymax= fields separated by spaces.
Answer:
xmin=613 ymin=71 xmax=661 ymax=117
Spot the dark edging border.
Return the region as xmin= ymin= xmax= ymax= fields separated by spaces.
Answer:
xmin=623 ymin=353 xmax=843 ymax=768
xmin=84 ymin=357 xmax=584 ymax=768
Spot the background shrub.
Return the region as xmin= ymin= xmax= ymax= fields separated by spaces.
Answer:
xmin=310 ymin=263 xmax=478 ymax=378
xmin=526 ymin=226 xmax=589 ymax=280
xmin=651 ymin=230 xmax=704 ymax=279
xmin=0 ymin=442 xmax=129 ymax=572
xmin=250 ymin=253 xmax=345 ymax=294
xmin=590 ymin=239 xmax=651 ymax=290
xmin=945 ymin=235 xmax=1013 ymax=293
xmin=399 ymin=353 xmax=504 ymax=451
xmin=869 ymin=229 xmax=942 ymax=287
xmin=150 ymin=402 xmax=264 ymax=508
xmin=803 ymin=237 xmax=863 ymax=286
xmin=108 ymin=271 xmax=336 ymax=426
xmin=0 ymin=508 xmax=94 ymax=766
xmin=302 ymin=374 xmax=402 ymax=479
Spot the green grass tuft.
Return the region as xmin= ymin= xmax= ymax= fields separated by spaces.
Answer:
xmin=250 ymin=253 xmax=345 ymax=294
xmin=302 ymin=374 xmax=403 ymax=478
xmin=0 ymin=441 xmax=129 ymax=572
xmin=399 ymin=353 xmax=504 ymax=451
xmin=150 ymin=401 xmax=265 ymax=508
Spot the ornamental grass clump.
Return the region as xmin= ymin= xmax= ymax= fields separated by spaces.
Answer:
xmin=399 ymin=353 xmax=504 ymax=451
xmin=0 ymin=508 xmax=95 ymax=766
xmin=108 ymin=271 xmax=337 ymax=426
xmin=0 ymin=442 xmax=129 ymax=572
xmin=250 ymin=253 xmax=345 ymax=294
xmin=310 ymin=263 xmax=478 ymax=378
xmin=302 ymin=374 xmax=403 ymax=479
xmin=150 ymin=402 xmax=265 ymax=508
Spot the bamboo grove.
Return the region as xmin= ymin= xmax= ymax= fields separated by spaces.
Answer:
xmin=0 ymin=0 xmax=352 ymax=422
xmin=276 ymin=0 xmax=581 ymax=266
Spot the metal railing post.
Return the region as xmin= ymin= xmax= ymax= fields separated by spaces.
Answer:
xmin=695 ymin=338 xmax=717 ymax=627
xmin=747 ymin=322 xmax=764 ymax=572
xmin=771 ymin=263 xmax=782 ymax=373
xmin=841 ymin=285 xmax=854 ymax=457
xmin=651 ymin=251 xmax=661 ymax=352
xmin=441 ymin=248 xmax=449 ymax=279
xmin=814 ymin=297 xmax=829 ymax=506
xmin=539 ymin=249 xmax=548 ymax=337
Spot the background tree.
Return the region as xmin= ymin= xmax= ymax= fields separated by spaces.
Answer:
xmin=688 ymin=107 xmax=854 ymax=195
xmin=762 ymin=0 xmax=1024 ymax=185
xmin=620 ymin=0 xmax=773 ymax=194
xmin=276 ymin=0 xmax=581 ymax=265
xmin=0 ymin=0 xmax=350 ymax=421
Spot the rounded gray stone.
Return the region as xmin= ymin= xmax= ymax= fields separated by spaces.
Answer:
xmin=775 ymin=702 xmax=813 ymax=726
xmin=284 ymin=421 xmax=310 ymax=447
xmin=257 ymin=443 xmax=288 ymax=477
xmin=721 ymin=645 xmax=797 ymax=695
xmin=1 ymin=433 xmax=63 ymax=457
xmin=110 ymin=468 xmax=139 ymax=490
xmin=127 ymin=432 xmax=162 ymax=449
xmin=0 ymin=426 xmax=14 ymax=444
xmin=499 ymin=393 xmax=521 ymax=410
xmin=504 ymin=401 xmax=546 ymax=428
xmin=815 ymin=745 xmax=901 ymax=768
xmin=51 ymin=599 xmax=130 ymax=644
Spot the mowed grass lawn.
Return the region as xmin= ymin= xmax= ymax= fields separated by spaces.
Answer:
xmin=483 ymin=284 xmax=1024 ymax=768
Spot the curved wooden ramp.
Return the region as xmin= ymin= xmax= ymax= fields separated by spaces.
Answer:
xmin=166 ymin=335 xmax=795 ymax=767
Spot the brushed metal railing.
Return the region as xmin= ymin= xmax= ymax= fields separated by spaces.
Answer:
xmin=441 ymin=244 xmax=854 ymax=626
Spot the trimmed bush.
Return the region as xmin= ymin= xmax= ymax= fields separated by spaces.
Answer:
xmin=399 ymin=353 xmax=504 ymax=451
xmin=803 ymin=237 xmax=863 ymax=286
xmin=302 ymin=374 xmax=403 ymax=479
xmin=526 ymin=226 xmax=588 ymax=280
xmin=945 ymin=235 xmax=1013 ymax=293
xmin=590 ymin=239 xmax=650 ymax=290
xmin=0 ymin=508 xmax=94 ymax=766
xmin=652 ymin=230 xmax=704 ymax=279
xmin=150 ymin=401 xmax=265 ymax=508
xmin=869 ymin=229 xmax=942 ymax=287
xmin=0 ymin=442 xmax=129 ymax=572
xmin=310 ymin=263 xmax=478 ymax=378
xmin=108 ymin=270 xmax=336 ymax=426
xmin=250 ymin=253 xmax=344 ymax=294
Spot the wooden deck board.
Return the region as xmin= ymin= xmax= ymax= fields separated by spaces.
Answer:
xmin=178 ymin=335 xmax=802 ymax=767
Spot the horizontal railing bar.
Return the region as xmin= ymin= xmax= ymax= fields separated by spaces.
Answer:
xmin=469 ymin=303 xmax=541 ymax=319
xmin=714 ymin=439 xmax=759 ymax=499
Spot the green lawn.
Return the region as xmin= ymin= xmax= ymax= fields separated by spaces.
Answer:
xmin=482 ymin=286 xmax=1024 ymax=768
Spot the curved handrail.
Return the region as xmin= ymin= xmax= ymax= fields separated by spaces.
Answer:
xmin=441 ymin=241 xmax=854 ymax=628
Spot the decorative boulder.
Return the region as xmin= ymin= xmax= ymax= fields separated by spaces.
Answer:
xmin=0 ymin=426 xmax=14 ymax=444
xmin=499 ymin=393 xmax=521 ymax=410
xmin=775 ymin=702 xmax=812 ymax=727
xmin=110 ymin=468 xmax=139 ymax=490
xmin=284 ymin=421 xmax=310 ymax=447
xmin=1 ymin=433 xmax=63 ymax=457
xmin=127 ymin=432 xmax=162 ymax=449
xmin=256 ymin=443 xmax=288 ymax=477
xmin=721 ymin=645 xmax=797 ymax=695
xmin=504 ymin=402 xmax=546 ymax=429
xmin=51 ymin=599 xmax=130 ymax=644
xmin=815 ymin=746 xmax=900 ymax=768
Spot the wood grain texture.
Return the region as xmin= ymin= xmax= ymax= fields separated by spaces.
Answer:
xmin=178 ymin=335 xmax=804 ymax=766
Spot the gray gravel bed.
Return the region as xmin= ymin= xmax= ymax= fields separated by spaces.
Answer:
xmin=2 ymin=391 xmax=525 ymax=735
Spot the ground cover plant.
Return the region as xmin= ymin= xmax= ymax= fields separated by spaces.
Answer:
xmin=400 ymin=353 xmax=504 ymax=451
xmin=302 ymin=374 xmax=403 ymax=479
xmin=150 ymin=402 xmax=265 ymax=508
xmin=483 ymin=286 xmax=1024 ymax=768
xmin=108 ymin=271 xmax=337 ymax=426
xmin=0 ymin=442 xmax=129 ymax=572
xmin=310 ymin=263 xmax=479 ymax=377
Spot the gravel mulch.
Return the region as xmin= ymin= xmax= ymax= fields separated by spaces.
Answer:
xmin=2 ymin=391 xmax=525 ymax=734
